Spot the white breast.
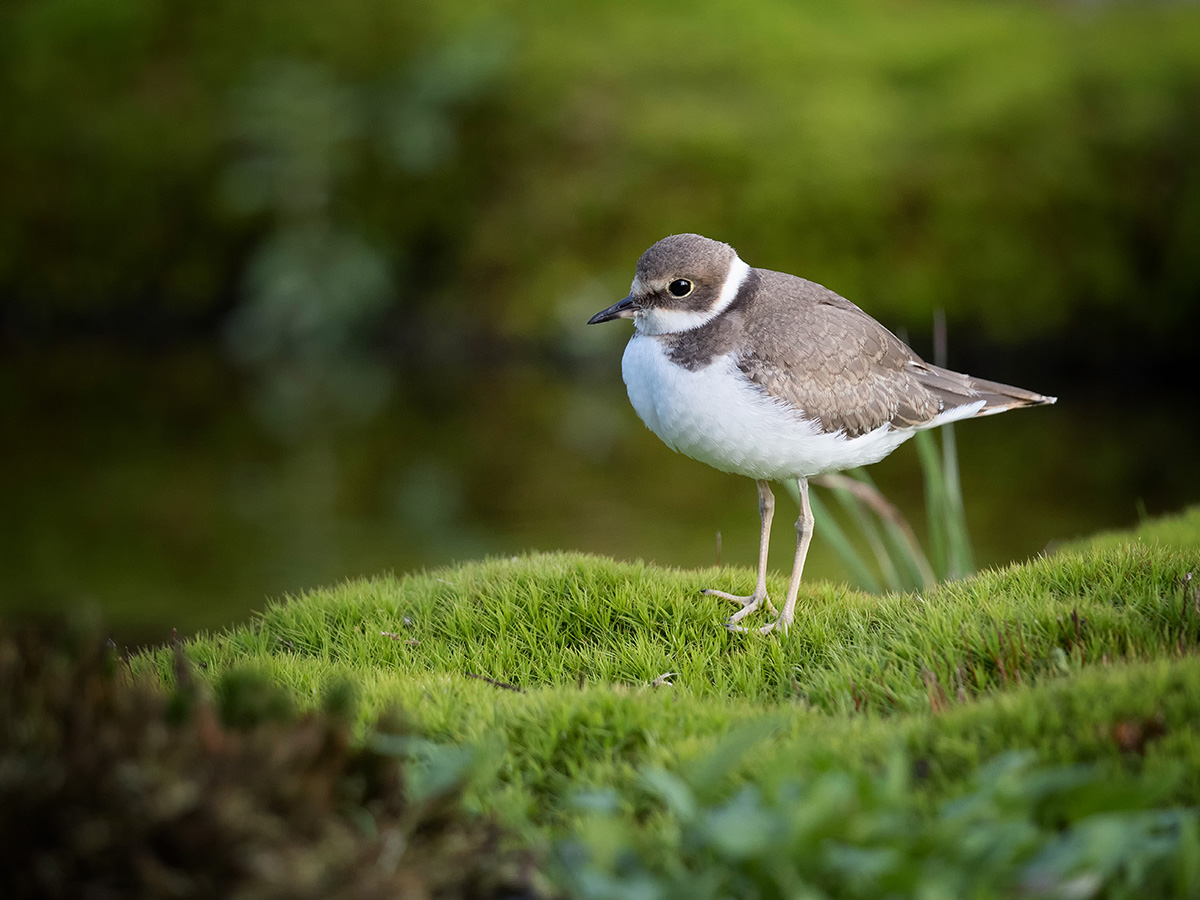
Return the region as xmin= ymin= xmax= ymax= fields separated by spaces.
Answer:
xmin=620 ymin=335 xmax=924 ymax=480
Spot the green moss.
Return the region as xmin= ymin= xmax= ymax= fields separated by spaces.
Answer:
xmin=1072 ymin=505 xmax=1200 ymax=552
xmin=18 ymin=506 xmax=1199 ymax=896
xmin=131 ymin=506 xmax=1200 ymax=837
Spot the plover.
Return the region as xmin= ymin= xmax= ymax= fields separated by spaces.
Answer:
xmin=588 ymin=233 xmax=1056 ymax=634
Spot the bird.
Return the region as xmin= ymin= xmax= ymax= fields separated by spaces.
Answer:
xmin=587 ymin=233 xmax=1056 ymax=635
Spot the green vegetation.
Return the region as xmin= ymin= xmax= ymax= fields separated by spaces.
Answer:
xmin=560 ymin=751 xmax=1200 ymax=899
xmin=7 ymin=0 xmax=1199 ymax=890
xmin=124 ymin=508 xmax=1200 ymax=890
xmin=7 ymin=507 xmax=1199 ymax=895
xmin=4 ymin=0 xmax=1200 ymax=353
xmin=1 ymin=623 xmax=541 ymax=899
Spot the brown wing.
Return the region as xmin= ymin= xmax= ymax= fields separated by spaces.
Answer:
xmin=734 ymin=271 xmax=939 ymax=437
xmin=738 ymin=309 xmax=938 ymax=436
xmin=736 ymin=270 xmax=1054 ymax=437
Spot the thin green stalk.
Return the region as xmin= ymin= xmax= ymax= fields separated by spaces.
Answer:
xmin=940 ymin=422 xmax=975 ymax=579
xmin=930 ymin=310 xmax=975 ymax=581
xmin=914 ymin=428 xmax=951 ymax=581
xmin=826 ymin=477 xmax=905 ymax=591
xmin=842 ymin=468 xmax=936 ymax=591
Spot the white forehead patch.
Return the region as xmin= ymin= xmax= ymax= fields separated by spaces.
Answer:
xmin=634 ymin=256 xmax=750 ymax=335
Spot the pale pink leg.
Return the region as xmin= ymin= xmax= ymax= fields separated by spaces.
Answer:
xmin=705 ymin=480 xmax=778 ymax=623
xmin=757 ymin=476 xmax=813 ymax=635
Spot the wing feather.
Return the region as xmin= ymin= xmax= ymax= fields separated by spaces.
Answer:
xmin=734 ymin=270 xmax=1053 ymax=437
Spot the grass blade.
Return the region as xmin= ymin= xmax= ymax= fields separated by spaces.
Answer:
xmin=818 ymin=471 xmax=935 ymax=591
xmin=915 ymin=428 xmax=950 ymax=581
xmin=826 ymin=474 xmax=905 ymax=591
xmin=940 ymin=422 xmax=975 ymax=579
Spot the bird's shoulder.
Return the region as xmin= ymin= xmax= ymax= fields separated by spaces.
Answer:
xmin=738 ymin=269 xmax=903 ymax=367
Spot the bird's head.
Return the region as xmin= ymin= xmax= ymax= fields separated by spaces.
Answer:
xmin=587 ymin=233 xmax=749 ymax=335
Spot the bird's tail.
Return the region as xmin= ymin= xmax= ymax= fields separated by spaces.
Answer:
xmin=914 ymin=362 xmax=1057 ymax=420
xmin=963 ymin=374 xmax=1057 ymax=416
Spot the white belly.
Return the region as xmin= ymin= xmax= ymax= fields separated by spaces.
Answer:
xmin=620 ymin=334 xmax=917 ymax=480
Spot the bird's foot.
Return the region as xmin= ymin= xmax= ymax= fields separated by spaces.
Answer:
xmin=727 ymin=610 xmax=793 ymax=636
xmin=719 ymin=594 xmax=778 ymax=631
xmin=702 ymin=588 xmax=778 ymax=616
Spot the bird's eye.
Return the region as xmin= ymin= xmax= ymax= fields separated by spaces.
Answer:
xmin=667 ymin=279 xmax=694 ymax=298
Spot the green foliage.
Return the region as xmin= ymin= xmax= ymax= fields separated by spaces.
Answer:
xmin=560 ymin=750 xmax=1200 ymax=900
xmin=222 ymin=34 xmax=510 ymax=438
xmin=0 ymin=0 xmax=510 ymax=322
xmin=11 ymin=511 xmax=1200 ymax=896
xmin=123 ymin=509 xmax=1200 ymax=845
xmin=800 ymin=446 xmax=960 ymax=596
xmin=3 ymin=0 xmax=1200 ymax=350
xmin=106 ymin=506 xmax=1200 ymax=896
xmin=0 ymin=622 xmax=542 ymax=899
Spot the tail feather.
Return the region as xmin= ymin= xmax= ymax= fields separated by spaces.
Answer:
xmin=913 ymin=362 xmax=1057 ymax=419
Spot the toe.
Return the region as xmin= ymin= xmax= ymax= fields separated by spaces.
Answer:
xmin=703 ymin=588 xmax=761 ymax=607
xmin=727 ymin=601 xmax=760 ymax=625
xmin=758 ymin=615 xmax=792 ymax=636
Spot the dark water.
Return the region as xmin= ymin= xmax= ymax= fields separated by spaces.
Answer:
xmin=3 ymin=344 xmax=1197 ymax=645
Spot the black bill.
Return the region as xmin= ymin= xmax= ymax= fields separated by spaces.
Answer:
xmin=586 ymin=296 xmax=636 ymax=325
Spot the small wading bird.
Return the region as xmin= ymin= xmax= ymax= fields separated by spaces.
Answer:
xmin=588 ymin=234 xmax=1056 ymax=635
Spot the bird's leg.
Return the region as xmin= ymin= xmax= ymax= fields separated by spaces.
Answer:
xmin=706 ymin=480 xmax=778 ymax=624
xmin=758 ymin=476 xmax=814 ymax=635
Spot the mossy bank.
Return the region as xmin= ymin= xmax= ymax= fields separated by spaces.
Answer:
xmin=7 ymin=506 xmax=1198 ymax=896
xmin=136 ymin=510 xmax=1200 ymax=827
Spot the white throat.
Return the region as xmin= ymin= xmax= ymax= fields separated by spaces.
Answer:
xmin=634 ymin=256 xmax=750 ymax=335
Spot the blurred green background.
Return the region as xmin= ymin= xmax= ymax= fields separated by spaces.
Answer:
xmin=3 ymin=0 xmax=1199 ymax=642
